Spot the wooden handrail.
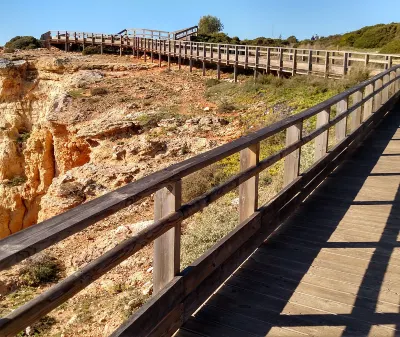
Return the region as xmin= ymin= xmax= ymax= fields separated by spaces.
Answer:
xmin=0 ymin=65 xmax=400 ymax=336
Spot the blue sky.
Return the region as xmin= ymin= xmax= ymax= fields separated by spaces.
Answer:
xmin=0 ymin=0 xmax=399 ymax=45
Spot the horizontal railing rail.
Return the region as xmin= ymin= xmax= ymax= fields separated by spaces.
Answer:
xmin=0 ymin=64 xmax=400 ymax=336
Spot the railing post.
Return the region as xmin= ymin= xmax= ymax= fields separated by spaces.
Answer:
xmin=365 ymin=54 xmax=369 ymax=67
xmin=65 ymin=31 xmax=68 ymax=52
xmin=373 ymin=78 xmax=382 ymax=112
xmin=284 ymin=123 xmax=303 ymax=186
xmin=389 ymin=70 xmax=396 ymax=97
xmin=159 ymin=40 xmax=162 ymax=67
xmin=226 ymin=44 xmax=230 ymax=65
xmin=202 ymin=44 xmax=206 ymax=76
xmin=343 ymin=52 xmax=348 ymax=76
xmin=168 ymin=40 xmax=171 ymax=70
xmin=396 ymin=68 xmax=400 ymax=93
xmin=178 ymin=41 xmax=182 ymax=70
xmin=363 ymin=83 xmax=374 ymax=121
xmin=254 ymin=47 xmax=259 ymax=80
xmin=234 ymin=45 xmax=238 ymax=82
xmin=324 ymin=52 xmax=329 ymax=78
xmin=292 ymin=49 xmax=297 ymax=76
xmin=315 ymin=108 xmax=330 ymax=161
xmin=217 ymin=44 xmax=221 ymax=79
xmin=316 ymin=50 xmax=320 ymax=64
xmin=266 ymin=48 xmax=271 ymax=74
xmin=278 ymin=48 xmax=283 ymax=78
xmin=189 ymin=41 xmax=193 ymax=72
xmin=239 ymin=144 xmax=259 ymax=222
xmin=382 ymin=74 xmax=389 ymax=104
xmin=153 ymin=181 xmax=182 ymax=294
xmin=308 ymin=50 xmax=312 ymax=75
xmin=351 ymin=90 xmax=363 ymax=131
xmin=335 ymin=98 xmax=348 ymax=142
xmin=120 ymin=35 xmax=123 ymax=57
xmin=244 ymin=46 xmax=249 ymax=69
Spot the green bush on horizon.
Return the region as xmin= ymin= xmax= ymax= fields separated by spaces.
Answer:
xmin=5 ymin=36 xmax=41 ymax=50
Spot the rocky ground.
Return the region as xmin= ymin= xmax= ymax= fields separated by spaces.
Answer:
xmin=0 ymin=49 xmax=244 ymax=336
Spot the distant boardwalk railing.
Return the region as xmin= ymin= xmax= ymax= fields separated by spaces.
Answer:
xmin=0 ymin=55 xmax=400 ymax=335
xmin=43 ymin=30 xmax=400 ymax=79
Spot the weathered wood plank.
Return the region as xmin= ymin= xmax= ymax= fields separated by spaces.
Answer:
xmin=239 ymin=144 xmax=259 ymax=222
xmin=283 ymin=123 xmax=302 ymax=186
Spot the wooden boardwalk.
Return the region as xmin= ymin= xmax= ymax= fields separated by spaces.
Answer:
xmin=42 ymin=30 xmax=400 ymax=79
xmin=176 ymin=107 xmax=400 ymax=337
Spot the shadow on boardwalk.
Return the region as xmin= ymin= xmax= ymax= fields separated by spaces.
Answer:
xmin=178 ymin=106 xmax=400 ymax=336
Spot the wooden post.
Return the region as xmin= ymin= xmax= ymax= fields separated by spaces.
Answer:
xmin=315 ymin=108 xmax=330 ymax=161
xmin=308 ymin=50 xmax=313 ymax=75
xmin=351 ymin=90 xmax=363 ymax=131
xmin=168 ymin=40 xmax=171 ymax=70
xmin=196 ymin=42 xmax=199 ymax=60
xmin=335 ymin=98 xmax=347 ymax=142
xmin=136 ymin=38 xmax=140 ymax=58
xmin=226 ymin=45 xmax=230 ymax=65
xmin=144 ymin=39 xmax=147 ymax=62
xmin=244 ymin=46 xmax=249 ymax=69
xmin=331 ymin=52 xmax=335 ymax=65
xmin=365 ymin=54 xmax=369 ymax=67
xmin=348 ymin=53 xmax=352 ymax=67
xmin=189 ymin=42 xmax=193 ymax=72
xmin=120 ymin=35 xmax=123 ymax=56
xmin=382 ymin=74 xmax=389 ymax=104
xmin=178 ymin=41 xmax=182 ymax=70
xmin=324 ymin=52 xmax=329 ymax=78
xmin=316 ymin=51 xmax=320 ymax=64
xmin=389 ymin=71 xmax=396 ymax=97
xmin=210 ymin=43 xmax=214 ymax=61
xmin=234 ymin=45 xmax=238 ymax=82
xmin=239 ymin=144 xmax=259 ymax=222
xmin=278 ymin=48 xmax=283 ymax=78
xmin=65 ymin=31 xmax=68 ymax=52
xmin=153 ymin=181 xmax=182 ymax=294
xmin=284 ymin=123 xmax=302 ymax=186
xmin=159 ymin=40 xmax=162 ymax=67
xmin=266 ymin=48 xmax=271 ymax=74
xmin=363 ymin=83 xmax=374 ymax=120
xmin=292 ymin=49 xmax=297 ymax=76
xmin=100 ymin=34 xmax=103 ymax=54
xmin=217 ymin=44 xmax=221 ymax=79
xmin=374 ymin=78 xmax=382 ymax=112
xmin=343 ymin=52 xmax=348 ymax=76
xmin=151 ymin=39 xmax=154 ymax=63
xmin=254 ymin=47 xmax=259 ymax=80
xmin=202 ymin=45 xmax=206 ymax=76
xmin=396 ymin=68 xmax=400 ymax=93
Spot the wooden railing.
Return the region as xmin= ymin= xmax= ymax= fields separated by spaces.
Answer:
xmin=0 ymin=65 xmax=400 ymax=337
xmin=45 ymin=31 xmax=400 ymax=78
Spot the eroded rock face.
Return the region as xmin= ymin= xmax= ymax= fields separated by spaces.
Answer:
xmin=0 ymin=57 xmax=91 ymax=238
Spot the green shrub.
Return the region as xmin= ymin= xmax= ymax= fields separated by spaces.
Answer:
xmin=82 ymin=46 xmax=101 ymax=55
xmin=90 ymin=87 xmax=108 ymax=96
xmin=205 ymin=78 xmax=220 ymax=87
xmin=6 ymin=176 xmax=27 ymax=187
xmin=380 ymin=40 xmax=400 ymax=54
xmin=19 ymin=254 xmax=63 ymax=286
xmin=17 ymin=132 xmax=30 ymax=143
xmin=5 ymin=36 xmax=41 ymax=50
xmin=217 ymin=101 xmax=237 ymax=113
xmin=3 ymin=48 xmax=15 ymax=53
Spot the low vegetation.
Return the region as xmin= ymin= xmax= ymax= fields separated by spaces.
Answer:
xmin=19 ymin=254 xmax=63 ymax=286
xmin=90 ymin=87 xmax=108 ymax=96
xmin=5 ymin=36 xmax=41 ymax=51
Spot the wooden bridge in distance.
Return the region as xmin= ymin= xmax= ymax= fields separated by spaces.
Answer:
xmin=1 ymin=43 xmax=400 ymax=336
xmin=43 ymin=29 xmax=400 ymax=80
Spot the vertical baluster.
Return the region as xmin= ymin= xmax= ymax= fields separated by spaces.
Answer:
xmin=284 ymin=123 xmax=303 ymax=186
xmin=239 ymin=144 xmax=259 ymax=222
xmin=351 ymin=90 xmax=363 ymax=131
xmin=315 ymin=108 xmax=330 ymax=161
xmin=153 ymin=182 xmax=182 ymax=294
xmin=335 ymin=98 xmax=348 ymax=142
